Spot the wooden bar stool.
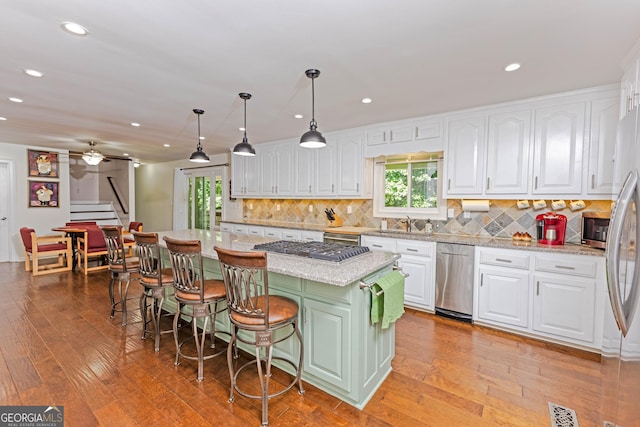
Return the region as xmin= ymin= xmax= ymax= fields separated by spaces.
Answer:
xmin=163 ymin=236 xmax=229 ymax=381
xmin=132 ymin=231 xmax=174 ymax=352
xmin=101 ymin=225 xmax=139 ymax=326
xmin=214 ymin=246 xmax=304 ymax=426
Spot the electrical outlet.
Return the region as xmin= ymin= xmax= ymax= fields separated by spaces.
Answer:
xmin=249 ymin=203 xmax=253 ymax=210
xmin=276 ymin=204 xmax=280 ymax=211
xmin=463 ymin=211 xmax=471 ymax=219
xmin=347 ymin=206 xmax=352 ymax=214
xmin=448 ymin=208 xmax=455 ymax=218
xmin=308 ymin=204 xmax=313 ymax=212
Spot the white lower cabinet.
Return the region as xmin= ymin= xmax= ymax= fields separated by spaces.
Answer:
xmin=362 ymin=236 xmax=435 ymax=312
xmin=474 ymin=246 xmax=605 ymax=351
xmin=476 ymin=265 xmax=530 ymax=329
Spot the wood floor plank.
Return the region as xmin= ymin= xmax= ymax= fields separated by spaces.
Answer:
xmin=0 ymin=262 xmax=611 ymax=426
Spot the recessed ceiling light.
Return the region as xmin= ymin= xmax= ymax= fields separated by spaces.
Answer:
xmin=505 ymin=63 xmax=521 ymax=72
xmin=362 ymin=98 xmax=372 ymax=104
xmin=130 ymin=122 xmax=140 ymax=127
xmin=24 ymin=69 xmax=44 ymax=78
xmin=9 ymin=97 xmax=23 ymax=103
xmin=61 ymin=21 xmax=89 ymax=36
xmin=123 ymin=153 xmax=129 ymax=157
xmin=199 ymin=136 xmax=205 ymax=140
xmin=294 ymin=114 xmax=303 ymax=119
xmin=239 ymin=127 xmax=246 ymax=131
xmin=0 ymin=117 xmax=6 ymax=121
xmin=133 ymin=161 xmax=141 ymax=168
xmin=163 ymin=144 xmax=170 ymax=148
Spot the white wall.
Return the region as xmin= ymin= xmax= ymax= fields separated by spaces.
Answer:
xmin=0 ymin=142 xmax=71 ymax=261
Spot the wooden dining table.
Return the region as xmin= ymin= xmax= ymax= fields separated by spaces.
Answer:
xmin=51 ymin=226 xmax=89 ymax=271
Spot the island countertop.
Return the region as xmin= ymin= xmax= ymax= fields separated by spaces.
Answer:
xmin=156 ymin=229 xmax=399 ymax=287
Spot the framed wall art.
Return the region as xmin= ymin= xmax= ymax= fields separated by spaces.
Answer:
xmin=29 ymin=180 xmax=59 ymax=207
xmin=28 ymin=149 xmax=59 ymax=178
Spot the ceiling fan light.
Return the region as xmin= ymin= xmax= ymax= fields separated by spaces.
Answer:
xmin=82 ymin=141 xmax=104 ymax=165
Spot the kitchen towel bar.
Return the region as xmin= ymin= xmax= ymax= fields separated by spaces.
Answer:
xmin=360 ymin=267 xmax=409 ymax=296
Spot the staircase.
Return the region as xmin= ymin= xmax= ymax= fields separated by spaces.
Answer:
xmin=70 ymin=202 xmax=122 ymax=226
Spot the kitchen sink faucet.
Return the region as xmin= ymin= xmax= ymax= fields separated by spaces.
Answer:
xmin=403 ymin=216 xmax=412 ymax=232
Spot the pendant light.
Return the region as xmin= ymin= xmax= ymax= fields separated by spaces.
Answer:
xmin=82 ymin=141 xmax=104 ymax=165
xmin=189 ymin=108 xmax=210 ymax=163
xmin=299 ymin=68 xmax=326 ymax=148
xmin=232 ymin=93 xmax=256 ymax=156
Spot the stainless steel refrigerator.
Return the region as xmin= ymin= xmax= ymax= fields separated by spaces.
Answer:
xmin=602 ymin=103 xmax=640 ymax=426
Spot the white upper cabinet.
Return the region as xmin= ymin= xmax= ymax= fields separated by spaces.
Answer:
xmin=620 ymin=53 xmax=639 ymax=117
xmin=532 ymin=102 xmax=585 ymax=195
xmin=587 ymin=97 xmax=619 ymax=195
xmin=364 ymin=118 xmax=443 ymax=157
xmin=485 ymin=110 xmax=532 ymax=195
xmin=445 ymin=115 xmax=486 ymax=195
xmin=260 ymin=141 xmax=293 ymax=197
xmin=314 ymin=139 xmax=338 ymax=196
xmin=294 ymin=143 xmax=314 ymax=196
xmin=231 ymin=153 xmax=261 ymax=197
xmin=337 ymin=131 xmax=368 ymax=196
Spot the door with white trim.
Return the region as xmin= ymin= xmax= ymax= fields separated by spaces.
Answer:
xmin=0 ymin=161 xmax=14 ymax=262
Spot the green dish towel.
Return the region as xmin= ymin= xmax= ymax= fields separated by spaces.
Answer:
xmin=370 ymin=270 xmax=405 ymax=329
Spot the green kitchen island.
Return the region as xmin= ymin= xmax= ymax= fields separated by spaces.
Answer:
xmin=156 ymin=229 xmax=400 ymax=409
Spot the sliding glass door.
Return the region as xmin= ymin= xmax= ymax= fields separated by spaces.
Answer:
xmin=184 ymin=168 xmax=223 ymax=230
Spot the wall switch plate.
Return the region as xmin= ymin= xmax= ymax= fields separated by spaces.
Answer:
xmin=448 ymin=208 xmax=455 ymax=218
xmin=249 ymin=203 xmax=253 ymax=210
xmin=463 ymin=211 xmax=471 ymax=219
xmin=276 ymin=204 xmax=280 ymax=211
xmin=347 ymin=206 xmax=352 ymax=214
xmin=308 ymin=204 xmax=313 ymax=212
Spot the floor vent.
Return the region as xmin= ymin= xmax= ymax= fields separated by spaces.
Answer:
xmin=548 ymin=402 xmax=579 ymax=427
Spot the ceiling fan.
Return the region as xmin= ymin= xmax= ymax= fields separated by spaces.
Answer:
xmin=68 ymin=141 xmax=132 ymax=164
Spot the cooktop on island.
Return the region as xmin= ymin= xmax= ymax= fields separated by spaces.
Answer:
xmin=253 ymin=240 xmax=370 ymax=262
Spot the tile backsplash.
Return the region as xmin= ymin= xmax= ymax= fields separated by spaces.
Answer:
xmin=241 ymin=199 xmax=612 ymax=243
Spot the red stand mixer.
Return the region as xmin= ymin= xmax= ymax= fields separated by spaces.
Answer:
xmin=535 ymin=212 xmax=567 ymax=245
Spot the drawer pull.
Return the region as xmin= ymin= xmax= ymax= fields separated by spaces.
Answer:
xmin=406 ymin=248 xmax=419 ymax=252
xmin=495 ymin=258 xmax=512 ymax=263
xmin=555 ymin=265 xmax=576 ymax=270
xmin=372 ymin=244 xmax=383 ymax=248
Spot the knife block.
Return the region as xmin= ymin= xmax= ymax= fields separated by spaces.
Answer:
xmin=327 ymin=215 xmax=343 ymax=227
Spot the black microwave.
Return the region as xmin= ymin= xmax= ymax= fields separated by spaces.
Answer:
xmin=581 ymin=212 xmax=610 ymax=249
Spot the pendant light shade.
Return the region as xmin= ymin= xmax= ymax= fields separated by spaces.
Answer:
xmin=233 ymin=93 xmax=256 ymax=156
xmin=82 ymin=141 xmax=104 ymax=165
xmin=300 ymin=69 xmax=326 ymax=148
xmin=189 ymin=109 xmax=210 ymax=163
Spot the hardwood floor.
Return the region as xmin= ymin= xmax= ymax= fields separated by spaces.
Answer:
xmin=0 ymin=262 xmax=607 ymax=426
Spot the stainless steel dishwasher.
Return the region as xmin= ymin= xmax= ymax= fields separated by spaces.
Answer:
xmin=435 ymin=242 xmax=474 ymax=322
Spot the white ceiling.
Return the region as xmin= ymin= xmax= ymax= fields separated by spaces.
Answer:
xmin=1 ymin=0 xmax=640 ymax=164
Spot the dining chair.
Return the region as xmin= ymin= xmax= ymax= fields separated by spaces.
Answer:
xmin=19 ymin=227 xmax=73 ymax=276
xmin=163 ymin=236 xmax=229 ymax=381
xmin=214 ymin=246 xmax=304 ymax=426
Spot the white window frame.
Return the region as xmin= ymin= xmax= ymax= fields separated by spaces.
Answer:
xmin=373 ymin=156 xmax=447 ymax=220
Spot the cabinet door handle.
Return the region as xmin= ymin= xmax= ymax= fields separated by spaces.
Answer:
xmin=555 ymin=265 xmax=576 ymax=270
xmin=591 ymin=174 xmax=595 ymax=189
xmin=480 ymin=273 xmax=484 ymax=287
xmin=536 ymin=281 xmax=540 ymax=296
xmin=309 ymin=185 xmax=312 ymax=193
xmin=357 ymin=183 xmax=360 ymax=192
xmin=275 ymin=185 xmax=278 ymax=193
xmin=487 ymin=177 xmax=490 ymax=190
xmin=534 ymin=176 xmax=538 ymax=190
xmin=448 ymin=179 xmax=451 ymax=191
xmin=332 ymin=184 xmax=334 ymax=192
xmin=495 ymin=258 xmax=512 ymax=263
xmin=389 ymin=130 xmax=393 ymax=141
xmin=383 ymin=131 xmax=387 ymax=142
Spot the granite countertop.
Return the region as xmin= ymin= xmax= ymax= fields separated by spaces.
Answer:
xmin=221 ymin=219 xmax=328 ymax=232
xmin=157 ymin=229 xmax=400 ymax=287
xmin=363 ymin=230 xmax=606 ymax=257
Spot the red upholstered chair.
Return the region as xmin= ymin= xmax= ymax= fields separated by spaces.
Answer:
xmin=19 ymin=227 xmax=73 ymax=276
xmin=123 ymin=221 xmax=143 ymax=255
xmin=77 ymin=225 xmax=109 ymax=275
